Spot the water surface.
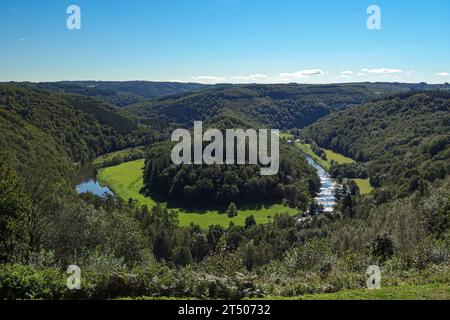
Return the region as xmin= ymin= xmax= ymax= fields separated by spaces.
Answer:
xmin=75 ymin=162 xmax=114 ymax=197
xmin=305 ymin=155 xmax=340 ymax=212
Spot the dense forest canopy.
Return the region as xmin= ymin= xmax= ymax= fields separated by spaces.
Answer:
xmin=143 ymin=140 xmax=320 ymax=209
xmin=130 ymin=84 xmax=379 ymax=130
xmin=19 ymin=81 xmax=215 ymax=107
xmin=0 ymin=85 xmax=159 ymax=163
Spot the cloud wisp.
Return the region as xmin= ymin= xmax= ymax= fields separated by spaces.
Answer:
xmin=191 ymin=69 xmax=326 ymax=84
xmin=361 ymin=68 xmax=402 ymax=74
xmin=188 ymin=67 xmax=435 ymax=84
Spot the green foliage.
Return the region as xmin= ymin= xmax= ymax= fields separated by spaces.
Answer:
xmin=370 ymin=233 xmax=396 ymax=262
xmin=0 ymin=264 xmax=67 ymax=300
xmin=245 ymin=215 xmax=257 ymax=228
xmin=227 ymin=203 xmax=237 ymax=218
xmin=144 ymin=142 xmax=319 ymax=209
xmin=0 ymin=156 xmax=29 ymax=263
xmin=311 ymin=141 xmax=327 ymax=160
xmin=0 ymin=84 xmax=158 ymax=162
xmin=47 ymin=200 xmax=152 ymax=268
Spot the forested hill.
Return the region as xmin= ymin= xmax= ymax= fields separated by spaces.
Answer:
xmin=130 ymin=84 xmax=380 ymax=130
xmin=130 ymin=82 xmax=450 ymax=130
xmin=304 ymin=91 xmax=450 ymax=198
xmin=18 ymin=81 xmax=215 ymax=107
xmin=0 ymin=84 xmax=158 ymax=164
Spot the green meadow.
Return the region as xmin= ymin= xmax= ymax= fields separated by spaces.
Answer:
xmin=349 ymin=178 xmax=374 ymax=195
xmin=97 ymin=159 xmax=298 ymax=229
xmin=324 ymin=149 xmax=354 ymax=165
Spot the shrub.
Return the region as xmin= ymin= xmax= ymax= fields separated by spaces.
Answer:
xmin=0 ymin=264 xmax=66 ymax=300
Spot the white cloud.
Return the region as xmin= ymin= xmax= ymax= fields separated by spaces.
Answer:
xmin=340 ymin=70 xmax=353 ymax=75
xmin=229 ymin=74 xmax=269 ymax=82
xmin=277 ymin=69 xmax=325 ymax=81
xmin=436 ymin=72 xmax=449 ymax=76
xmin=167 ymin=79 xmax=184 ymax=83
xmin=357 ymin=72 xmax=368 ymax=77
xmin=190 ymin=69 xmax=326 ymax=84
xmin=190 ymin=76 xmax=228 ymax=83
xmin=361 ymin=68 xmax=402 ymax=74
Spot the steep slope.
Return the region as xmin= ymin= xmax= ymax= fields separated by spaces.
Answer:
xmin=0 ymin=108 xmax=72 ymax=181
xmin=0 ymin=84 xmax=156 ymax=162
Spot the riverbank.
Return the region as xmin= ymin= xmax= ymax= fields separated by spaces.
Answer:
xmin=295 ymin=142 xmax=373 ymax=195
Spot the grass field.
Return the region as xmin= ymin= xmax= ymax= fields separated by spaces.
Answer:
xmin=269 ymin=283 xmax=450 ymax=300
xmin=324 ymin=149 xmax=354 ymax=165
xmin=350 ymin=178 xmax=374 ymax=195
xmin=279 ymin=132 xmax=294 ymax=140
xmin=97 ymin=159 xmax=299 ymax=228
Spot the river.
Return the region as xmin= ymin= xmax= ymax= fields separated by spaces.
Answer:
xmin=75 ymin=162 xmax=114 ymax=197
xmin=305 ymin=155 xmax=340 ymax=213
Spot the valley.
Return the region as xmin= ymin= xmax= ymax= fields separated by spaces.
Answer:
xmin=1 ymin=81 xmax=449 ymax=301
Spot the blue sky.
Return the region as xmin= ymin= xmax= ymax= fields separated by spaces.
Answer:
xmin=1 ymin=0 xmax=449 ymax=83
